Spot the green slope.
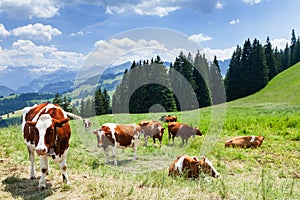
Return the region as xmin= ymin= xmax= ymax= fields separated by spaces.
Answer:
xmin=231 ymin=62 xmax=300 ymax=106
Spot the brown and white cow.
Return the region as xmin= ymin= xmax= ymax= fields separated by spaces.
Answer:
xmin=139 ymin=120 xmax=165 ymax=147
xmin=161 ymin=115 xmax=177 ymax=122
xmin=168 ymin=155 xmax=220 ymax=178
xmin=225 ymin=135 xmax=264 ymax=148
xmin=168 ymin=122 xmax=202 ymax=145
xmin=93 ymin=123 xmax=141 ymax=166
xmin=22 ymin=102 xmax=71 ymax=189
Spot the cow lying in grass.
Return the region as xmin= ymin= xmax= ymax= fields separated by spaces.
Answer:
xmin=168 ymin=155 xmax=220 ymax=178
xmin=225 ymin=135 xmax=264 ymax=148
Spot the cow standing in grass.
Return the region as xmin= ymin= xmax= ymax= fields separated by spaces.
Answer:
xmin=93 ymin=123 xmax=141 ymax=166
xmin=168 ymin=122 xmax=202 ymax=145
xmin=22 ymin=102 xmax=71 ymax=189
xmin=160 ymin=115 xmax=177 ymax=122
xmin=139 ymin=120 xmax=165 ymax=147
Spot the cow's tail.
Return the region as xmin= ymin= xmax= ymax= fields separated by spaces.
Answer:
xmin=65 ymin=112 xmax=82 ymax=120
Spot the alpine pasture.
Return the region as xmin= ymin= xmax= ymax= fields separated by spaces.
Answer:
xmin=1 ymin=63 xmax=300 ymax=199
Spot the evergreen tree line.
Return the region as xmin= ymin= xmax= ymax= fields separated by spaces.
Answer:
xmin=79 ymin=88 xmax=111 ymax=118
xmin=225 ymin=29 xmax=300 ymax=101
xmin=112 ymin=53 xmax=224 ymax=113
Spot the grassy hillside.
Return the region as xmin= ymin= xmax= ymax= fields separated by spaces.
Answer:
xmin=0 ymin=64 xmax=300 ymax=199
xmin=232 ymin=62 xmax=300 ymax=106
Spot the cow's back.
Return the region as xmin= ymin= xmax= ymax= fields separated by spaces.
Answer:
xmin=114 ymin=124 xmax=140 ymax=147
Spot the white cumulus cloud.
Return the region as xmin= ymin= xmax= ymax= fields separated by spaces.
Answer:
xmin=216 ymin=2 xmax=223 ymax=9
xmin=201 ymin=46 xmax=236 ymax=61
xmin=270 ymin=38 xmax=289 ymax=50
xmin=10 ymin=23 xmax=62 ymax=42
xmin=0 ymin=24 xmax=10 ymax=37
xmin=243 ymin=0 xmax=262 ymax=5
xmin=188 ymin=33 xmax=212 ymax=44
xmin=0 ymin=40 xmax=85 ymax=70
xmin=0 ymin=0 xmax=60 ymax=19
xmin=105 ymin=0 xmax=180 ymax=17
xmin=229 ymin=19 xmax=240 ymax=25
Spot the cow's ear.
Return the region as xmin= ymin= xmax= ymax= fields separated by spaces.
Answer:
xmin=26 ymin=121 xmax=37 ymax=127
xmin=53 ymin=118 xmax=70 ymax=127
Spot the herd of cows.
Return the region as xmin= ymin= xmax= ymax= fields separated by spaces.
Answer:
xmin=21 ymin=103 xmax=264 ymax=189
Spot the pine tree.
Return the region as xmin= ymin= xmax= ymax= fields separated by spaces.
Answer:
xmin=292 ymin=37 xmax=300 ymax=65
xmin=94 ymin=88 xmax=103 ymax=115
xmin=102 ymin=88 xmax=111 ymax=114
xmin=280 ymin=43 xmax=290 ymax=72
xmin=224 ymin=45 xmax=242 ymax=101
xmin=193 ymin=51 xmax=211 ymax=107
xmin=209 ymin=56 xmax=226 ymax=105
xmin=113 ymin=57 xmax=176 ymax=114
xmin=264 ymin=36 xmax=277 ymax=80
xmin=80 ymin=99 xmax=86 ymax=117
xmin=290 ymin=29 xmax=297 ymax=66
xmin=240 ymin=39 xmax=252 ymax=97
xmin=53 ymin=93 xmax=62 ymax=105
xmin=248 ymin=38 xmax=268 ymax=95
xmin=170 ymin=52 xmax=198 ymax=110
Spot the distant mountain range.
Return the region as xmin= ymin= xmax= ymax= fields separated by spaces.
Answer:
xmin=0 ymin=60 xmax=230 ymax=98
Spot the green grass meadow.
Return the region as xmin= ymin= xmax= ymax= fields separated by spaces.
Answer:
xmin=1 ymin=63 xmax=300 ymax=199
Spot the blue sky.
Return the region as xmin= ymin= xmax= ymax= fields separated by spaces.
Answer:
xmin=0 ymin=0 xmax=299 ymax=71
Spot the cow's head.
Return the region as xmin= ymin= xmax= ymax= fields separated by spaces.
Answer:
xmin=26 ymin=114 xmax=69 ymax=155
xmin=94 ymin=125 xmax=115 ymax=148
xmin=194 ymin=127 xmax=202 ymax=136
xmin=159 ymin=127 xmax=165 ymax=138
xmin=198 ymin=157 xmax=220 ymax=178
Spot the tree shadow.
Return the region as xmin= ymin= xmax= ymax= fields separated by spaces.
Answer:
xmin=2 ymin=175 xmax=53 ymax=200
xmin=106 ymin=158 xmax=134 ymax=166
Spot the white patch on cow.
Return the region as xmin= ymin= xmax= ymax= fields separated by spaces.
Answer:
xmin=250 ymin=136 xmax=256 ymax=143
xmin=179 ymin=125 xmax=184 ymax=131
xmin=39 ymin=155 xmax=49 ymax=188
xmin=103 ymin=123 xmax=117 ymax=141
xmin=175 ymin=156 xmax=186 ymax=174
xmin=35 ymin=114 xmax=53 ymax=152
xmin=204 ymin=158 xmax=220 ymax=177
xmin=22 ymin=104 xmax=38 ymax=133
xmin=32 ymin=104 xmax=64 ymax=122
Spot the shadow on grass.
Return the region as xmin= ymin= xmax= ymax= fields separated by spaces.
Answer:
xmin=106 ymin=159 xmax=134 ymax=166
xmin=2 ymin=175 xmax=53 ymax=200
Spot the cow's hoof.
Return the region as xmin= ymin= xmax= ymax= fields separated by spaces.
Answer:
xmin=39 ymin=184 xmax=46 ymax=189
xmin=30 ymin=176 xmax=36 ymax=180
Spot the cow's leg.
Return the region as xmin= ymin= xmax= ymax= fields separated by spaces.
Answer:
xmin=185 ymin=138 xmax=189 ymax=145
xmin=172 ymin=135 xmax=175 ymax=145
xmin=144 ymin=135 xmax=148 ymax=146
xmin=133 ymin=135 xmax=138 ymax=161
xmin=39 ymin=155 xmax=49 ymax=189
xmin=104 ymin=148 xmax=110 ymax=163
xmin=113 ymin=144 xmax=117 ymax=166
xmin=181 ymin=137 xmax=185 ymax=146
xmin=27 ymin=144 xmax=36 ymax=179
xmin=60 ymin=151 xmax=70 ymax=185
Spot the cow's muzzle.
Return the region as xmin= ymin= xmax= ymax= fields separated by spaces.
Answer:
xmin=36 ymin=148 xmax=47 ymax=155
